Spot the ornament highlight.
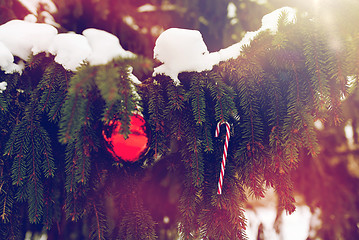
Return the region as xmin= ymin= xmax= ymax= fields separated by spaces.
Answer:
xmin=103 ymin=114 xmax=148 ymax=162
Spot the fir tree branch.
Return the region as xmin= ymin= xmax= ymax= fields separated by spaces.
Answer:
xmin=0 ymin=95 xmax=8 ymax=112
xmin=146 ymin=78 xmax=168 ymax=157
xmin=88 ymin=202 xmax=108 ymax=240
xmin=208 ymin=74 xmax=237 ymax=123
xmin=189 ymin=73 xmax=206 ymax=125
xmin=59 ymin=66 xmax=96 ymax=143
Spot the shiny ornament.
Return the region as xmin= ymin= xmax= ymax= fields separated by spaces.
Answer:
xmin=103 ymin=114 xmax=148 ymax=162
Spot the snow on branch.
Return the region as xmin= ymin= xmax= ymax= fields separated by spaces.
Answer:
xmin=18 ymin=0 xmax=57 ymax=15
xmin=83 ymin=28 xmax=136 ymax=66
xmin=153 ymin=7 xmax=296 ymax=85
xmin=0 ymin=6 xmax=295 ymax=86
xmin=153 ymin=28 xmax=220 ymax=84
xmin=0 ymin=81 xmax=7 ymax=93
xmin=0 ymin=20 xmax=57 ymax=73
xmin=0 ymin=21 xmax=136 ymax=73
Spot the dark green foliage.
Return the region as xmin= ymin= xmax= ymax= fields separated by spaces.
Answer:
xmin=38 ymin=61 xmax=72 ymax=123
xmin=119 ymin=209 xmax=157 ymax=240
xmin=4 ymin=93 xmax=55 ymax=223
xmin=87 ymin=202 xmax=108 ymax=240
xmin=1 ymin=5 xmax=359 ymax=240
xmin=141 ymin=77 xmax=169 ymax=158
xmin=0 ymin=94 xmax=8 ymax=112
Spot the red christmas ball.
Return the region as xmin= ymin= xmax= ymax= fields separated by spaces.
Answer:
xmin=103 ymin=114 xmax=149 ymax=162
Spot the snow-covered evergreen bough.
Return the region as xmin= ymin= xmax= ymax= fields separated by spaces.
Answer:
xmin=0 ymin=7 xmax=353 ymax=240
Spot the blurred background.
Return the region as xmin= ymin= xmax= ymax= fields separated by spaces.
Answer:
xmin=1 ymin=0 xmax=359 ymax=239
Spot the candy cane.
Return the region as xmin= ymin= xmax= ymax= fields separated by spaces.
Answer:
xmin=215 ymin=121 xmax=231 ymax=195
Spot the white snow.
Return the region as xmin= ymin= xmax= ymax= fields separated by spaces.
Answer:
xmin=0 ymin=19 xmax=138 ymax=74
xmin=40 ymin=0 xmax=57 ymax=13
xmin=245 ymin=205 xmax=312 ymax=240
xmin=314 ymin=119 xmax=324 ymax=130
xmin=153 ymin=7 xmax=296 ymax=84
xmin=0 ymin=41 xmax=20 ymax=74
xmin=0 ymin=20 xmax=58 ymax=59
xmin=24 ymin=14 xmax=38 ymax=23
xmin=0 ymin=81 xmax=7 ymax=93
xmin=345 ymin=121 xmax=355 ymax=149
xmin=227 ymin=2 xmax=237 ymax=19
xmin=153 ymin=28 xmax=220 ymax=84
xmin=40 ymin=11 xmax=61 ymax=28
xmin=18 ymin=0 xmax=57 ymax=15
xmin=127 ymin=66 xmax=141 ymax=84
xmin=0 ymin=6 xmax=295 ymax=86
xmin=250 ymin=0 xmax=268 ymax=4
xmin=137 ymin=4 xmax=157 ymax=12
xmin=280 ymin=206 xmax=312 ymax=240
xmin=83 ymin=28 xmax=135 ymax=66
xmin=217 ymin=6 xmax=296 ymax=61
xmin=123 ymin=16 xmax=140 ymax=31
xmin=18 ymin=0 xmax=38 ymax=15
xmin=48 ymin=33 xmax=92 ymax=71
xmin=20 ymin=0 xmax=59 ymax=27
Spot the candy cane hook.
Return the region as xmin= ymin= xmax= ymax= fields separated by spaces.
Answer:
xmin=215 ymin=121 xmax=231 ymax=195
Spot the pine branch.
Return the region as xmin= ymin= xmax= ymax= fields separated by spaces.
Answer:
xmin=325 ymin=48 xmax=349 ymax=125
xmin=27 ymin=173 xmax=44 ymax=223
xmin=3 ymin=90 xmax=57 ymax=223
xmin=166 ymin=78 xmax=186 ymax=112
xmin=0 ymin=94 xmax=8 ymax=112
xmin=76 ymin=126 xmax=99 ymax=185
xmin=181 ymin=109 xmax=205 ymax=187
xmin=207 ymin=73 xmax=237 ymax=123
xmin=303 ymin=23 xmax=331 ymax=114
xmin=165 ymin=80 xmax=186 ymax=142
xmin=201 ymin=114 xmax=214 ymax=152
xmin=65 ymin=185 xmax=87 ymax=222
xmin=274 ymin=172 xmax=296 ymax=214
xmin=229 ymin=58 xmax=266 ymax=197
xmin=178 ymin=184 xmax=201 ymax=240
xmin=189 ymin=73 xmax=206 ymax=125
xmin=118 ymin=209 xmax=157 ymax=240
xmin=0 ymin=191 xmax=13 ymax=223
xmin=64 ymin=141 xmax=78 ymax=193
xmin=42 ymin=178 xmax=61 ymax=230
xmin=0 ymin=202 xmax=22 ymax=240
xmin=200 ymin=160 xmax=247 ymax=240
xmin=38 ymin=62 xmax=72 ymax=123
xmin=145 ymin=77 xmax=168 ymax=157
xmin=58 ymin=66 xmax=96 ymax=143
xmin=88 ymin=202 xmax=108 ymax=240
xmin=64 ymin=125 xmax=99 ymax=192
xmin=95 ymin=61 xmax=140 ymax=127
xmin=34 ymin=125 xmax=55 ymax=178
xmin=5 ymin=122 xmax=27 ymax=187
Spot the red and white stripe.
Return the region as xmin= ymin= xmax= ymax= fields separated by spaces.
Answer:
xmin=215 ymin=121 xmax=230 ymax=195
